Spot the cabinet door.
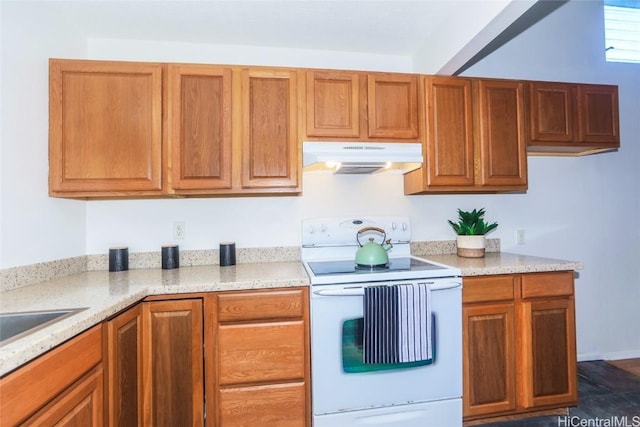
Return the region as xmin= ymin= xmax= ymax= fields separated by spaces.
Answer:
xmin=49 ymin=59 xmax=163 ymax=196
xmin=476 ymin=79 xmax=527 ymax=188
xmin=424 ymin=76 xmax=474 ymax=187
xmin=240 ymin=68 xmax=300 ymax=190
xmin=0 ymin=325 xmax=103 ymax=426
xmin=367 ymin=73 xmax=419 ymax=139
xmin=142 ymin=299 xmax=204 ymax=426
xmin=520 ymin=298 xmax=577 ymax=408
xmin=577 ymin=84 xmax=620 ymax=144
xmin=463 ymin=303 xmax=516 ymax=417
xmin=528 ymin=82 xmax=576 ymax=143
xmin=23 ymin=367 xmax=104 ymax=426
xmin=305 ymin=70 xmax=361 ymax=138
xmin=168 ymin=65 xmax=233 ymax=191
xmin=106 ymin=304 xmax=142 ymax=427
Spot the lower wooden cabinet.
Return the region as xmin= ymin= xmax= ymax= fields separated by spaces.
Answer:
xmin=0 ymin=325 xmax=104 ymax=426
xmin=23 ymin=366 xmax=104 ymax=426
xmin=2 ymin=287 xmax=310 ymax=427
xmin=206 ymin=287 xmax=311 ymax=427
xmin=106 ymin=298 xmax=204 ymax=427
xmin=463 ymin=272 xmax=577 ymax=421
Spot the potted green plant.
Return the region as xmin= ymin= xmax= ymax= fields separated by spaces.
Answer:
xmin=448 ymin=208 xmax=498 ymax=258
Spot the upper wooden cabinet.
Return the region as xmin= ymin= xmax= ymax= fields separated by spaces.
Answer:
xmin=50 ymin=60 xmax=300 ymax=198
xmin=168 ymin=64 xmax=233 ymax=191
xmin=527 ymin=81 xmax=619 ymax=155
xmin=240 ymin=68 xmax=300 ymax=191
xmin=304 ymin=70 xmax=420 ymax=141
xmin=49 ymin=59 xmax=164 ymax=197
xmin=405 ymin=77 xmax=527 ymax=194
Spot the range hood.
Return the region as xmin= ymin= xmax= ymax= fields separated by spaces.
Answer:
xmin=302 ymin=141 xmax=423 ymax=174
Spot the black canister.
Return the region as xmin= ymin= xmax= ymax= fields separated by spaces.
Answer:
xmin=109 ymin=247 xmax=129 ymax=272
xmin=161 ymin=245 xmax=179 ymax=270
xmin=219 ymin=242 xmax=236 ymax=267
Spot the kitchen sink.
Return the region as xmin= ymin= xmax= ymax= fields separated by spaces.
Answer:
xmin=0 ymin=308 xmax=87 ymax=346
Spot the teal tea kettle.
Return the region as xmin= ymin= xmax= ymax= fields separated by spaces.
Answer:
xmin=355 ymin=227 xmax=393 ymax=268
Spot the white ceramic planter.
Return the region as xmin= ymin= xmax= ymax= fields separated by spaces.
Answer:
xmin=456 ymin=235 xmax=486 ymax=258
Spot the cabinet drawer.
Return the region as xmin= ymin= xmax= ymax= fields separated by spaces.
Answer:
xmin=521 ymin=272 xmax=574 ymax=299
xmin=217 ymin=288 xmax=305 ymax=322
xmin=218 ymin=321 xmax=305 ymax=385
xmin=463 ymin=276 xmax=514 ymax=303
xmin=218 ymin=382 xmax=306 ymax=426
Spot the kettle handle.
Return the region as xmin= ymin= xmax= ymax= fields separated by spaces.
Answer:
xmin=356 ymin=227 xmax=386 ymax=247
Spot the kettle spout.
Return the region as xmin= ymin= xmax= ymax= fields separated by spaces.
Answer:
xmin=383 ymin=240 xmax=393 ymax=251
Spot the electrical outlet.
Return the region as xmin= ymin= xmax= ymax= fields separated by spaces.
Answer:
xmin=516 ymin=229 xmax=525 ymax=245
xmin=174 ymin=222 xmax=185 ymax=240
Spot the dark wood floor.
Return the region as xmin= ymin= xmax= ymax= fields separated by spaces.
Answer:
xmin=477 ymin=360 xmax=640 ymax=426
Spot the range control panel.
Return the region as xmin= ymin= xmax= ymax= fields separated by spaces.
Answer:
xmin=302 ymin=216 xmax=411 ymax=248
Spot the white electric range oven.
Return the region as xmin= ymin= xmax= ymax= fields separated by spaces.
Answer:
xmin=302 ymin=216 xmax=463 ymax=427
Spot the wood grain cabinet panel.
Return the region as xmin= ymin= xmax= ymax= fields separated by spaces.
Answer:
xmin=168 ymin=64 xmax=233 ymax=191
xmin=240 ymin=68 xmax=300 ymax=191
xmin=520 ymin=277 xmax=577 ymax=409
xmin=463 ymin=285 xmax=516 ymax=418
xmin=23 ymin=367 xmax=104 ymax=427
xmin=49 ymin=59 xmax=164 ymax=197
xmin=105 ymin=304 xmax=142 ymax=427
xmin=0 ymin=325 xmax=103 ymax=426
xmin=305 ymin=70 xmax=360 ymax=138
xmin=476 ymin=79 xmax=528 ymax=188
xmin=527 ymin=81 xmax=619 ymax=155
xmin=405 ymin=77 xmax=527 ymax=194
xmin=423 ymin=76 xmax=475 ymax=188
xmin=218 ymin=382 xmax=307 ymax=427
xmin=463 ymin=272 xmax=577 ymax=422
xmin=218 ymin=321 xmax=306 ymax=385
xmin=367 ymin=73 xmax=419 ymax=139
xmin=303 ymin=70 xmax=420 ymax=142
xmin=217 ymin=288 xmax=305 ymax=322
xmin=207 ymin=287 xmax=311 ymax=427
xmin=577 ymin=84 xmax=619 ymax=144
xmin=142 ymin=299 xmax=204 ymax=427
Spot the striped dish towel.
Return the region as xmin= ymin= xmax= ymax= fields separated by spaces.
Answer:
xmin=363 ymin=283 xmax=432 ymax=364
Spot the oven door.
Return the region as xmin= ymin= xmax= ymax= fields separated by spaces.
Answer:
xmin=310 ymin=280 xmax=462 ymax=416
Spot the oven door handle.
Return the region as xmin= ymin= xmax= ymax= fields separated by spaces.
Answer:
xmin=312 ymin=281 xmax=461 ymax=297
xmin=313 ymin=288 xmax=365 ymax=296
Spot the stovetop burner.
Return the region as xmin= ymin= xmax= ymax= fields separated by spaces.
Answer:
xmin=307 ymin=257 xmax=446 ymax=277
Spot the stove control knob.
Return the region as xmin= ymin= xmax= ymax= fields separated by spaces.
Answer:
xmin=402 ymin=222 xmax=407 ymax=231
xmin=320 ymin=224 xmax=327 ymax=232
xmin=391 ymin=222 xmax=397 ymax=230
xmin=307 ymin=225 xmax=315 ymax=234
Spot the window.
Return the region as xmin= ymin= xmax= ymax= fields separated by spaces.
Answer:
xmin=604 ymin=0 xmax=640 ymax=63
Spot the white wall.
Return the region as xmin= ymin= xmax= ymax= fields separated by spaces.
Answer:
xmin=1 ymin=0 xmax=638 ymax=360
xmin=0 ymin=2 xmax=88 ymax=268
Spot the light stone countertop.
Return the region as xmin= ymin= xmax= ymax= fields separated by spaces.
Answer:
xmin=0 ymin=262 xmax=309 ymax=376
xmin=423 ymin=252 xmax=584 ymax=276
xmin=0 ymin=251 xmax=583 ymax=377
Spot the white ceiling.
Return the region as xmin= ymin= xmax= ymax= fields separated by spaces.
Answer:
xmin=15 ymin=0 xmax=546 ymax=73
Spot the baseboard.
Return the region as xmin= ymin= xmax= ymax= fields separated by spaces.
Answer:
xmin=578 ymin=349 xmax=640 ymax=362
